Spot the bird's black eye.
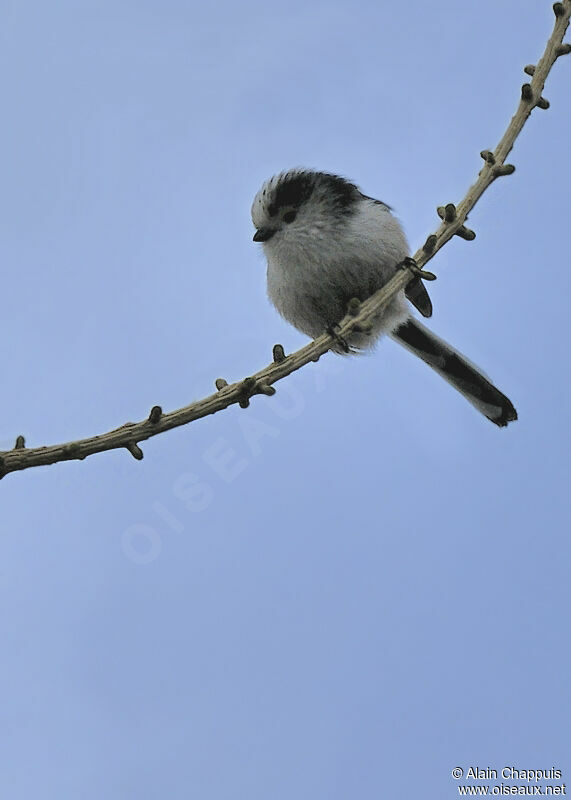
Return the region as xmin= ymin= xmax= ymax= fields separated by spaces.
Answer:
xmin=283 ymin=210 xmax=297 ymax=224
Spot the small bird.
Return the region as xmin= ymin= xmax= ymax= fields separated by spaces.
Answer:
xmin=251 ymin=168 xmax=517 ymax=427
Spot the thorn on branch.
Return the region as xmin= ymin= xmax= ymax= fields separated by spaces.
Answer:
xmin=536 ymin=96 xmax=550 ymax=109
xmin=215 ymin=378 xmax=228 ymax=390
xmin=126 ymin=442 xmax=144 ymax=460
xmin=148 ymin=405 xmax=162 ymax=424
xmin=423 ymin=234 xmax=437 ymax=254
xmin=556 ymin=43 xmax=571 ymax=56
xmin=347 ymin=298 xmax=361 ymax=316
xmin=455 ymin=226 xmax=476 ymax=241
xmin=437 ymin=205 xmax=457 ymax=223
xmin=553 ymin=3 xmax=565 ymax=18
xmin=240 ymin=376 xmax=257 ymax=392
xmin=14 ymin=435 xmax=26 ymax=449
xmin=238 ymin=376 xmax=257 ymax=408
xmin=480 ymin=150 xmax=496 ymax=164
xmin=523 ymin=64 xmax=536 ymax=76
xmin=272 ymin=344 xmax=286 ymax=363
xmin=493 ymin=164 xmax=516 ymax=177
xmin=444 ymin=203 xmax=457 ymax=223
xmin=521 ymin=83 xmax=534 ymax=102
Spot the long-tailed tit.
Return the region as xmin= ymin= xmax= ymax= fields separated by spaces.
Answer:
xmin=251 ymin=169 xmax=517 ymax=427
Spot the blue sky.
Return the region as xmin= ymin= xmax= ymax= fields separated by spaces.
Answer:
xmin=1 ymin=1 xmax=570 ymax=798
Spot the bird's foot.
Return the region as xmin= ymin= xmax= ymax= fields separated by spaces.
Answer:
xmin=326 ymin=324 xmax=350 ymax=353
xmin=399 ymin=256 xmax=437 ymax=282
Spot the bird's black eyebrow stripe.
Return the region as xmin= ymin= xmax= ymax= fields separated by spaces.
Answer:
xmin=318 ymin=173 xmax=361 ymax=209
xmin=272 ymin=173 xmax=316 ymax=210
xmin=270 ymin=171 xmax=364 ymax=213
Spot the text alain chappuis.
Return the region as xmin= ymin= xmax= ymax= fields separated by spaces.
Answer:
xmin=454 ymin=769 xmax=562 ymax=782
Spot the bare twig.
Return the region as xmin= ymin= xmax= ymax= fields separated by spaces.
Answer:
xmin=1 ymin=1 xmax=570 ymax=480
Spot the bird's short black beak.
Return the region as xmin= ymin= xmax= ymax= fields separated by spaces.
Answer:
xmin=253 ymin=227 xmax=276 ymax=243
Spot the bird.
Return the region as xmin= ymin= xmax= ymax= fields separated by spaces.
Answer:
xmin=251 ymin=168 xmax=517 ymax=427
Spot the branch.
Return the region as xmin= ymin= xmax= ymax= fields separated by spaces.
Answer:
xmin=2 ymin=1 xmax=570 ymax=480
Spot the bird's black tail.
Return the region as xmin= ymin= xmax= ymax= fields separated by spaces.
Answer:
xmin=391 ymin=319 xmax=517 ymax=427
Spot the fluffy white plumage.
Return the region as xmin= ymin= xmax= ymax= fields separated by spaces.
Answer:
xmin=251 ymin=169 xmax=410 ymax=348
